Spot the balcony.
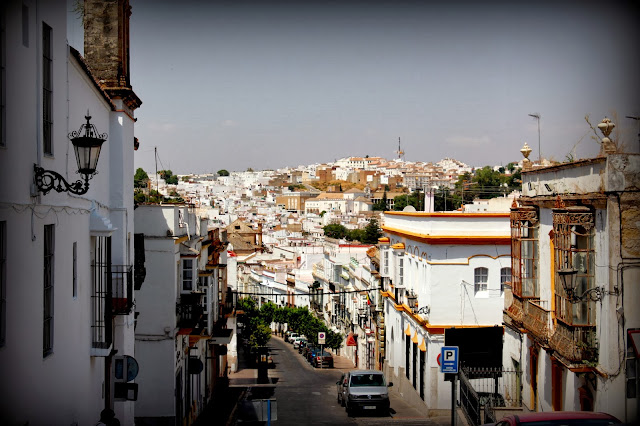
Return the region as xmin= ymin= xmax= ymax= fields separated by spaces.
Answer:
xmin=505 ymin=297 xmax=525 ymax=325
xmin=176 ymin=293 xmax=205 ymax=329
xmin=111 ymin=265 xmax=134 ymax=315
xmin=522 ymin=300 xmax=549 ymax=343
xmin=549 ymin=322 xmax=597 ymax=363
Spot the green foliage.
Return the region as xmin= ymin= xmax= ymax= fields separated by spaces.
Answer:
xmin=372 ymin=191 xmax=388 ymax=211
xmin=159 ymin=169 xmax=179 ymax=185
xmin=249 ymin=324 xmax=273 ymax=347
xmin=393 ymin=190 xmax=421 ymax=211
xmin=362 ymin=218 xmax=383 ymax=244
xmin=217 ymin=169 xmax=230 ymax=176
xmin=134 ymin=168 xmax=149 ymax=188
xmin=319 ymin=210 xmax=326 ymax=217
xmin=323 ymin=223 xmax=348 ymax=239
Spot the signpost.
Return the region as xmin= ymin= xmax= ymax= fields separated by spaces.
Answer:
xmin=318 ymin=332 xmax=326 ymax=369
xmin=440 ymin=346 xmax=459 ymax=426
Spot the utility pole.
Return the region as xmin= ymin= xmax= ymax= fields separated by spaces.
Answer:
xmin=529 ymin=113 xmax=541 ymax=164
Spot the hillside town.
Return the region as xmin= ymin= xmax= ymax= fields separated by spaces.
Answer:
xmin=1 ymin=1 xmax=639 ymax=426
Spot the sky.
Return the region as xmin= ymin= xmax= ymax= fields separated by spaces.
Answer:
xmin=129 ymin=0 xmax=640 ymax=175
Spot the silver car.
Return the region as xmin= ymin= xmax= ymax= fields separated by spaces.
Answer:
xmin=338 ymin=370 xmax=393 ymax=414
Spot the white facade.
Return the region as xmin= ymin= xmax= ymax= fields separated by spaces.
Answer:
xmin=0 ymin=1 xmax=140 ymax=424
xmin=503 ymin=155 xmax=640 ymax=423
xmin=379 ymin=211 xmax=511 ymax=411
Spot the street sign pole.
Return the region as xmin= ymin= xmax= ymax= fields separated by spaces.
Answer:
xmin=440 ymin=346 xmax=459 ymax=426
xmin=451 ymin=374 xmax=456 ymax=426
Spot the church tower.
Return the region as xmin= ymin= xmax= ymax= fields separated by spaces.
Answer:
xmin=84 ymin=0 xmax=142 ymax=112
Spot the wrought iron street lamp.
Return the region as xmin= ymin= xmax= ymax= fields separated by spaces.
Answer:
xmin=34 ymin=113 xmax=107 ymax=195
xmin=557 ymin=267 xmax=602 ymax=303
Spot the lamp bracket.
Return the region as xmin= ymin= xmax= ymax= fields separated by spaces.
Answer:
xmin=568 ymin=286 xmax=603 ymax=303
xmin=416 ymin=306 xmax=430 ymax=315
xmin=34 ymin=164 xmax=91 ymax=195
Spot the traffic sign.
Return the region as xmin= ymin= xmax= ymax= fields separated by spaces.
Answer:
xmin=440 ymin=346 xmax=459 ymax=374
xmin=318 ymin=331 xmax=326 ymax=344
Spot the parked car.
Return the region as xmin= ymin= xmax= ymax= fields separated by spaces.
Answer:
xmin=293 ymin=337 xmax=306 ymax=349
xmin=313 ymin=351 xmax=334 ymax=368
xmin=486 ymin=411 xmax=621 ymax=426
xmin=298 ymin=340 xmax=308 ymax=354
xmin=336 ymin=373 xmax=348 ymax=406
xmin=341 ymin=370 xmax=393 ymax=415
xmin=307 ymin=346 xmax=322 ymax=364
xmin=287 ymin=332 xmax=299 ymax=343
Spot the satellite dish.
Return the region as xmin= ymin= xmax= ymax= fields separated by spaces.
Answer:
xmin=403 ymin=205 xmax=416 ymax=212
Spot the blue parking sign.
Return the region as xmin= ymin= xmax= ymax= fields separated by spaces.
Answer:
xmin=440 ymin=346 xmax=459 ymax=373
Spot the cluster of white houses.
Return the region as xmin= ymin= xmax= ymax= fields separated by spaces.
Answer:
xmin=242 ymin=150 xmax=640 ymax=424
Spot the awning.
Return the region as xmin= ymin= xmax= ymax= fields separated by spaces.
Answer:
xmin=412 ymin=331 xmax=418 ymax=344
xmin=419 ymin=338 xmax=427 ymax=352
xmin=346 ymin=332 xmax=357 ymax=346
xmin=405 ymin=324 xmax=411 ymax=336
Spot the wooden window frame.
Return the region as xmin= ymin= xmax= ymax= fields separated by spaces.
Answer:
xmin=553 ymin=207 xmax=596 ymax=326
xmin=510 ymin=207 xmax=539 ymax=298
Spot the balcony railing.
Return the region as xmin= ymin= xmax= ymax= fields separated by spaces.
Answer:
xmin=522 ymin=300 xmax=550 ymax=343
xmin=549 ymin=322 xmax=597 ymax=363
xmin=176 ymin=293 xmax=204 ymax=329
xmin=111 ymin=265 xmax=134 ymax=315
xmin=505 ymin=297 xmax=525 ymax=325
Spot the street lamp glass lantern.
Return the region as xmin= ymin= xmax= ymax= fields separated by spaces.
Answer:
xmin=557 ymin=267 xmax=577 ymax=295
xmin=70 ymin=114 xmax=107 ymax=175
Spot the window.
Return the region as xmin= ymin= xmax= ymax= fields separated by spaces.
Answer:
xmin=43 ymin=224 xmax=54 ymax=356
xmin=511 ymin=207 xmax=539 ymax=298
xmin=182 ymin=259 xmax=193 ymax=291
xmin=72 ymin=242 xmax=77 ymax=298
xmin=42 ymin=22 xmax=52 ymax=155
xmin=91 ymin=236 xmax=112 ymax=354
xmin=500 ymin=267 xmax=511 ymax=294
xmin=0 ymin=221 xmax=6 ymax=346
xmin=553 ymin=206 xmax=595 ymax=325
xmin=474 ymin=267 xmax=488 ymax=294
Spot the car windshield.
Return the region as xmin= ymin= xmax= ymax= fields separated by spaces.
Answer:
xmin=350 ymin=374 xmax=386 ymax=387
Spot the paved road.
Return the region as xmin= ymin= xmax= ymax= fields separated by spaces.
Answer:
xmin=253 ymin=335 xmax=452 ymax=426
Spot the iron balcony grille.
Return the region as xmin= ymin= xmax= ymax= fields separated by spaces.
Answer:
xmin=111 ymin=265 xmax=134 ymax=315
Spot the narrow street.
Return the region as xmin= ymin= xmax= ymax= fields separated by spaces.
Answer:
xmin=227 ymin=334 xmax=454 ymax=426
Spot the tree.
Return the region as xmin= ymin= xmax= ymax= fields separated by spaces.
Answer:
xmin=159 ymin=169 xmax=178 ymax=185
xmin=362 ymin=218 xmax=383 ymax=244
xmin=372 ymin=191 xmax=388 ymax=211
xmin=217 ymin=169 xmax=230 ymax=176
xmin=134 ymin=167 xmax=149 ymax=188
xmin=323 ymin=223 xmax=348 ymax=239
xmin=393 ymin=190 xmax=421 ymax=211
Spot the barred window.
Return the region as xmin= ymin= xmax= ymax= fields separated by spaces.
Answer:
xmin=43 ymin=224 xmax=54 ymax=356
xmin=553 ymin=206 xmax=595 ymax=326
xmin=474 ymin=267 xmax=488 ymax=294
xmin=511 ymin=206 xmax=539 ymax=298
xmin=42 ymin=23 xmax=52 ymax=155
xmin=501 ymin=267 xmax=512 ymax=294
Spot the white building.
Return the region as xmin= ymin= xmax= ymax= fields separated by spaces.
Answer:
xmin=133 ymin=205 xmax=232 ymax=424
xmin=0 ymin=1 xmax=141 ymax=424
xmin=379 ymin=211 xmax=511 ymax=411
xmin=503 ymin=153 xmax=640 ymax=423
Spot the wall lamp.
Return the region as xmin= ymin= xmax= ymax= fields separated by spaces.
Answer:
xmin=34 ymin=113 xmax=107 ymax=195
xmin=557 ymin=267 xmax=602 ymax=303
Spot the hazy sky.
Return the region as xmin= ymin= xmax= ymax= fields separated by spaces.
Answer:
xmin=129 ymin=0 xmax=640 ymax=175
